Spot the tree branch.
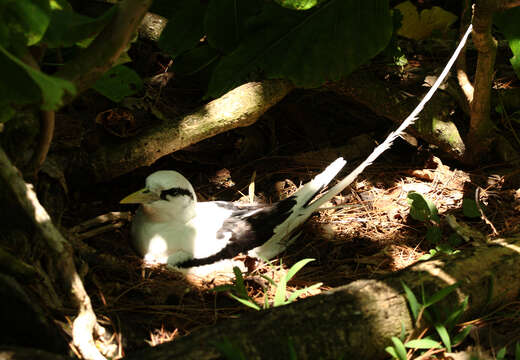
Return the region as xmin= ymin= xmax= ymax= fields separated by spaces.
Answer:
xmin=125 ymin=234 xmax=520 ymax=360
xmin=0 ymin=146 xmax=107 ymax=360
xmin=56 ymin=0 xmax=153 ymax=101
xmin=84 ymin=79 xmax=294 ymax=182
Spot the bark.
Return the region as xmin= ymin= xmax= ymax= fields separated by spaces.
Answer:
xmin=466 ymin=0 xmax=498 ymax=164
xmin=327 ymin=71 xmax=466 ymax=160
xmin=84 ymin=79 xmax=294 ymax=182
xmin=0 ymin=347 xmax=71 ymax=360
xmin=125 ymin=235 xmax=520 ymax=360
xmin=0 ymin=147 xmax=107 ymax=360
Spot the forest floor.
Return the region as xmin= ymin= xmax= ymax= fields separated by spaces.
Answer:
xmin=59 ymin=84 xmax=520 ymax=358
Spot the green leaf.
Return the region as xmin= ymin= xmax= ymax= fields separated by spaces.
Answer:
xmin=93 ymin=65 xmax=143 ymax=103
xmin=423 ymin=283 xmax=459 ymax=308
xmin=445 ymin=296 xmax=468 ymax=329
xmin=158 ymin=0 xmax=207 ymax=58
xmin=418 ymin=248 xmax=437 ymax=261
xmin=0 ymin=105 xmax=15 ymax=123
xmin=274 ymin=0 xmax=326 ymax=10
xmin=232 ymin=266 xmax=247 ymax=296
xmin=205 ymin=0 xmax=262 ymax=54
xmin=273 ymin=274 xmax=288 ymax=307
xmin=497 ymin=347 xmax=507 ymax=360
xmin=0 ymin=45 xmax=75 ymax=110
xmin=44 ymin=0 xmax=116 ymax=48
xmin=390 ymin=337 xmax=408 ymax=360
xmin=287 ymin=282 xmax=322 ymax=303
xmin=495 ymin=8 xmax=520 ymax=80
xmin=213 ymin=338 xmax=247 ymax=360
xmin=434 ymin=323 xmax=451 ymax=352
xmin=172 ymin=44 xmax=220 ymax=76
xmin=401 ymin=281 xmax=420 ymax=320
xmin=385 ymin=346 xmax=398 ymax=359
xmin=287 ymin=337 xmax=297 ymax=360
xmin=229 ymin=293 xmax=261 ymax=311
xmin=405 ymin=338 xmax=441 ymax=349
xmin=394 ymin=1 xmax=457 ymax=40
xmin=407 ymin=192 xmax=440 ymax=223
xmin=206 ymin=0 xmax=392 ymax=98
xmin=286 ymin=258 xmax=315 ymax=283
xmin=1 ymin=0 xmax=51 ymax=47
xmin=462 ymin=198 xmax=482 ymax=218
xmin=452 ymin=325 xmax=472 ymax=345
xmin=515 ymin=341 xmax=520 ymax=360
xmin=425 ymin=226 xmax=442 ymax=244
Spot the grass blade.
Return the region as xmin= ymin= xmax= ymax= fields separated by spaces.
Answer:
xmin=435 ymin=323 xmax=451 ymax=352
xmin=424 ymin=283 xmax=459 ymax=308
xmin=391 ymin=336 xmax=408 ymax=360
xmin=229 ymin=293 xmax=261 ymax=311
xmin=286 ymin=258 xmax=315 ymax=282
xmin=287 ymin=282 xmax=322 ymax=303
xmin=401 ymin=281 xmax=420 ymax=320
xmin=405 ymin=338 xmax=441 ymax=349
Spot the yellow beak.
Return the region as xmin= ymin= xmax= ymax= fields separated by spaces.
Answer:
xmin=120 ymin=188 xmax=160 ymax=204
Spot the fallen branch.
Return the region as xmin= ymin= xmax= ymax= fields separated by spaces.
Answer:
xmin=85 ymin=79 xmax=294 ymax=182
xmin=0 ymin=146 xmax=107 ymax=360
xmin=125 ymin=234 xmax=520 ymax=360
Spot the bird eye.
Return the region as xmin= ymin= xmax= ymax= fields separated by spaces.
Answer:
xmin=160 ymin=187 xmax=194 ymax=201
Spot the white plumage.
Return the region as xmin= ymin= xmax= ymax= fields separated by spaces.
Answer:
xmin=121 ymin=158 xmax=346 ymax=272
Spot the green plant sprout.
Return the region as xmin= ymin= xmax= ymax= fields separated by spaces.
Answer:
xmin=386 ymin=281 xmax=473 ymax=359
xmin=214 ymin=258 xmax=322 ymax=310
xmin=407 ymin=191 xmax=473 ymax=260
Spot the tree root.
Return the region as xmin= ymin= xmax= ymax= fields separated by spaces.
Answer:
xmin=0 ymin=146 xmax=108 ymax=360
xmin=125 ymin=234 xmax=520 ymax=360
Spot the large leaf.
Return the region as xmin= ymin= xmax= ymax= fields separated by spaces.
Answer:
xmin=0 ymin=0 xmax=51 ymax=47
xmin=158 ymin=0 xmax=207 ymax=58
xmin=275 ymin=0 xmax=327 ymax=11
xmin=0 ymin=45 xmax=75 ymax=110
xmin=93 ymin=65 xmax=143 ymax=103
xmin=43 ymin=0 xmax=116 ymax=48
xmin=206 ymin=0 xmax=392 ymax=98
xmin=172 ymin=44 xmax=220 ymax=76
xmin=205 ymin=0 xmax=262 ymax=54
xmin=394 ymin=1 xmax=457 ymax=40
xmin=494 ymin=8 xmax=520 ymax=81
xmin=407 ymin=192 xmax=440 ymax=223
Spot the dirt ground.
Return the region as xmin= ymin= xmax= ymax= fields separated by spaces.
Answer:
xmin=59 ymin=85 xmax=520 ymax=358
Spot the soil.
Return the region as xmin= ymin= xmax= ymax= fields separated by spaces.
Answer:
xmin=60 ymin=84 xmax=520 ymax=357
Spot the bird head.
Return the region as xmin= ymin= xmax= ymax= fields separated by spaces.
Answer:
xmin=121 ymin=170 xmax=197 ymax=222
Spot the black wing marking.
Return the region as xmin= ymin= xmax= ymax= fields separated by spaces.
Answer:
xmin=177 ymin=197 xmax=297 ymax=268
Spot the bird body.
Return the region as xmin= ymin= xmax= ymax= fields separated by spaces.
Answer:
xmin=121 ymin=158 xmax=347 ymax=271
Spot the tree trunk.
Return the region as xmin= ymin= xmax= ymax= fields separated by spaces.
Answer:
xmin=125 ymin=235 xmax=520 ymax=360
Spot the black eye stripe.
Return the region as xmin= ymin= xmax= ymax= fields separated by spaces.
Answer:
xmin=160 ymin=187 xmax=194 ymax=200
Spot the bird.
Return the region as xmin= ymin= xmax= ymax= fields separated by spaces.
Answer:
xmin=120 ymin=158 xmax=347 ymax=274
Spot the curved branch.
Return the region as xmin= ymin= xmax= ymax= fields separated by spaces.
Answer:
xmin=18 ymin=49 xmax=55 ymax=177
xmin=0 ymin=147 xmax=107 ymax=360
xmin=56 ymin=0 xmax=153 ymax=101
xmin=85 ymin=79 xmax=294 ymax=182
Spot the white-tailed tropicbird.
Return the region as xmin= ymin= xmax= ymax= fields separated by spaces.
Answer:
xmin=120 ymin=24 xmax=473 ymax=273
xmin=120 ymin=158 xmax=346 ymax=270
